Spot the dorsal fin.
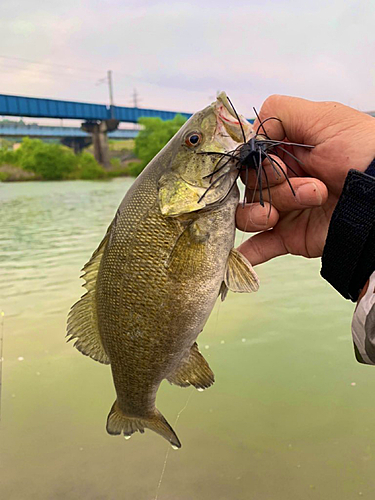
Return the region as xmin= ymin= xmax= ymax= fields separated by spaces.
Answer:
xmin=66 ymin=222 xmax=114 ymax=364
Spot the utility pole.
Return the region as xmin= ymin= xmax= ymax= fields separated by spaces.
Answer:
xmin=83 ymin=70 xmax=119 ymax=168
xmin=107 ymin=70 xmax=115 ymax=118
xmin=132 ymin=88 xmax=139 ymax=108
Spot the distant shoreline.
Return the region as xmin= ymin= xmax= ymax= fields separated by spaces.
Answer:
xmin=0 ymin=164 xmax=135 ymax=182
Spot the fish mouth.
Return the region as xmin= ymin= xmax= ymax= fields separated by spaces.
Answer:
xmin=215 ymin=91 xmax=253 ymax=144
xmin=216 ymin=91 xmax=238 ymax=121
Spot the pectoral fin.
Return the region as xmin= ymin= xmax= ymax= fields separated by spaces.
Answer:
xmin=168 ymin=343 xmax=214 ymax=390
xmin=165 ymin=222 xmax=208 ymax=275
xmin=224 ymin=248 xmax=259 ymax=293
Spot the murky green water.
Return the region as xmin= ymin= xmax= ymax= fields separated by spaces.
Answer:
xmin=1 ymin=179 xmax=374 ymax=499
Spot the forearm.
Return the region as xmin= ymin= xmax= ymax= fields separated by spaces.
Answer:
xmin=321 ymin=160 xmax=375 ymax=301
xmin=319 ymin=159 xmax=375 ymax=364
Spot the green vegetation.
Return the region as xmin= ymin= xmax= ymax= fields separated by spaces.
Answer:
xmin=105 ymin=157 xmax=137 ymax=178
xmin=15 ymin=139 xmax=77 ymax=180
xmin=133 ymin=114 xmax=187 ymax=174
xmin=0 ymin=115 xmax=187 ymax=181
xmin=0 ymin=138 xmax=106 ymax=181
xmin=108 ymin=139 xmax=135 ymax=152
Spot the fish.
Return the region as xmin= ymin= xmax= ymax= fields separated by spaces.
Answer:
xmin=67 ymin=92 xmax=259 ymax=449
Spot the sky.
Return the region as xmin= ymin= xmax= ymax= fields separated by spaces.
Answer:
xmin=1 ymin=0 xmax=375 ymax=118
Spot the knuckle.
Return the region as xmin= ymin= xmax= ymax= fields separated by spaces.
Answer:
xmin=262 ymin=94 xmax=282 ymax=112
xmin=320 ymin=100 xmax=342 ymax=109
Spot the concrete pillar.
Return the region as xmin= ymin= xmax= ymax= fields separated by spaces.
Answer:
xmin=61 ymin=136 xmax=92 ymax=154
xmin=81 ymin=119 xmax=119 ymax=168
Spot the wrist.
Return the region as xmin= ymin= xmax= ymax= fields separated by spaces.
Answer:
xmin=321 ymin=161 xmax=375 ymax=301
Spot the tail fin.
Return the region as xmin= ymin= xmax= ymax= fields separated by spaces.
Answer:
xmin=106 ymin=401 xmax=181 ymax=449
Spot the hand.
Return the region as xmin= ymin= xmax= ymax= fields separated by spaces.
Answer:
xmin=236 ymin=95 xmax=375 ymax=265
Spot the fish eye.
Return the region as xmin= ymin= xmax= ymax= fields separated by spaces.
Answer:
xmin=185 ymin=132 xmax=202 ymax=148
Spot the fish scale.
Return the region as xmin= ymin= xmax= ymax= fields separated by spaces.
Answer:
xmin=67 ymin=92 xmax=260 ymax=448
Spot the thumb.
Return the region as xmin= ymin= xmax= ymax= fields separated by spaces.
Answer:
xmin=253 ymin=94 xmax=322 ymax=145
xmin=237 ymin=230 xmax=288 ymax=266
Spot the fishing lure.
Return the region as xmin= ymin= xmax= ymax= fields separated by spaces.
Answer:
xmin=199 ymin=98 xmax=314 ymax=211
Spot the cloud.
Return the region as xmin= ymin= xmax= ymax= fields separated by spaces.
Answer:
xmin=0 ymin=0 xmax=375 ymax=115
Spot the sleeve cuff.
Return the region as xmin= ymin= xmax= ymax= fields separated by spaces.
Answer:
xmin=352 ymin=271 xmax=375 ymax=364
xmin=321 ymin=162 xmax=375 ymax=301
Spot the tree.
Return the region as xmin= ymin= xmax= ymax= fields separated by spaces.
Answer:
xmin=133 ymin=114 xmax=187 ymax=175
xmin=3 ymin=137 xmax=106 ymax=180
xmin=15 ymin=138 xmax=77 ymax=180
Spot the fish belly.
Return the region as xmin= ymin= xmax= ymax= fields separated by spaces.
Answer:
xmin=97 ymin=195 xmax=237 ymax=418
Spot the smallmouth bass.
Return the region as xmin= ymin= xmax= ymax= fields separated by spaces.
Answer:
xmin=67 ymin=92 xmax=259 ymax=448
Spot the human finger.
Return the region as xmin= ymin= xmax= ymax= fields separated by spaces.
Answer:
xmin=238 ymin=230 xmax=287 ymax=266
xmin=236 ymin=202 xmax=279 ymax=232
xmin=241 ymin=154 xmax=290 ymax=189
xmin=250 ymin=177 xmax=328 ymax=211
xmin=252 ymin=95 xmax=328 ymax=145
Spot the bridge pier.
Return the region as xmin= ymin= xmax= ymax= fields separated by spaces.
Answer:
xmin=61 ymin=136 xmax=92 ymax=154
xmin=81 ymin=119 xmax=119 ymax=168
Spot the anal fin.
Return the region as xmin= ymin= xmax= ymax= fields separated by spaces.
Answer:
xmin=168 ymin=343 xmax=214 ymax=390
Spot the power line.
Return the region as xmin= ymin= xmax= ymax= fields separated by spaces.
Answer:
xmin=0 ymin=62 xmax=103 ymax=84
xmin=0 ymin=54 xmax=212 ymax=106
xmin=0 ymin=56 xmax=159 ymax=100
xmin=0 ymin=54 xmax=143 ymax=82
xmin=0 ymin=54 xmax=104 ymax=76
xmin=0 ymin=54 xmax=203 ymax=93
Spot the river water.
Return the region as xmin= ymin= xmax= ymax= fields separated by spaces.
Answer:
xmin=1 ymin=179 xmax=374 ymax=499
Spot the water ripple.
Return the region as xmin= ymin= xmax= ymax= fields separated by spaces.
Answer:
xmin=1 ymin=179 xmax=133 ymax=317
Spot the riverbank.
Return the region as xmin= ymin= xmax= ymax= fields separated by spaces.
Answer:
xmin=0 ymin=164 xmax=41 ymax=181
xmin=0 ymin=114 xmax=185 ymax=182
xmin=0 ymin=162 xmax=141 ymax=182
xmin=0 ymin=138 xmax=141 ymax=182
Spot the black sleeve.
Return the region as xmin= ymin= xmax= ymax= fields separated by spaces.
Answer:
xmin=320 ymin=159 xmax=375 ymax=301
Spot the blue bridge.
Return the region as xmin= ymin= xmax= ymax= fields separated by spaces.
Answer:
xmin=0 ymin=94 xmax=192 ymax=123
xmin=0 ymin=93 xmax=193 ymax=165
xmin=2 ymin=93 xmax=375 ymax=168
xmin=0 ymin=124 xmax=138 ymax=139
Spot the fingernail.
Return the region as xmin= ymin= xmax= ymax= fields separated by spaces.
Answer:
xmin=249 ymin=204 xmax=269 ymax=227
xmin=296 ymin=183 xmax=322 ymax=206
